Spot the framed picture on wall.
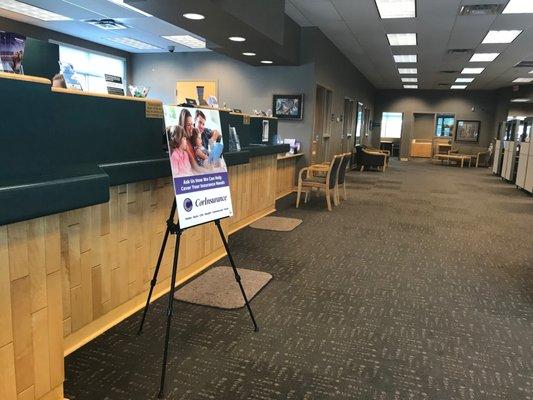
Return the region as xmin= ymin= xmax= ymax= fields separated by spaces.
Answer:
xmin=272 ymin=94 xmax=304 ymax=120
xmin=455 ymin=120 xmax=480 ymax=142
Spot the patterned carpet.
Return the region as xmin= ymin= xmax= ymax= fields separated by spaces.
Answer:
xmin=64 ymin=160 xmax=533 ymax=400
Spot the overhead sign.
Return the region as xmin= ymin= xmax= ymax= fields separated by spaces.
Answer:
xmin=163 ymin=105 xmax=233 ymax=229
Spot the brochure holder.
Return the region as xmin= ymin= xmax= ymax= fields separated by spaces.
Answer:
xmin=137 ymin=199 xmax=258 ymax=398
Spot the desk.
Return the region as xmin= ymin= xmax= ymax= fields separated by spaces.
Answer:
xmin=0 ymin=72 xmax=290 ymax=400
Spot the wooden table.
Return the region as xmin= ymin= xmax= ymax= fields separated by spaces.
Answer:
xmin=434 ymin=154 xmax=472 ymax=168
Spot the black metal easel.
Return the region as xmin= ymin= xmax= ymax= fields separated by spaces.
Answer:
xmin=137 ymin=199 xmax=259 ymax=398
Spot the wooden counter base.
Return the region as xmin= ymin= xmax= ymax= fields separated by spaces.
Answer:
xmin=276 ymin=153 xmax=303 ymax=199
xmin=0 ymin=153 xmax=288 ymax=400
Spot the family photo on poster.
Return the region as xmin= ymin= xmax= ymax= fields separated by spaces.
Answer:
xmin=164 ymin=105 xmax=233 ymax=229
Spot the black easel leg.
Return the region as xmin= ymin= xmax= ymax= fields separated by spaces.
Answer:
xmin=138 ymin=200 xmax=177 ymax=335
xmin=158 ymin=229 xmax=182 ymax=399
xmin=214 ymin=220 xmax=259 ymax=332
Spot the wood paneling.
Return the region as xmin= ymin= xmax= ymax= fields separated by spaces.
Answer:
xmin=0 ymin=154 xmax=285 ymax=400
xmin=276 ymin=155 xmax=301 ymax=199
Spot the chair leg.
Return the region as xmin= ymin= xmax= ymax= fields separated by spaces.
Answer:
xmin=325 ymin=188 xmax=332 ymax=211
xmin=343 ymin=183 xmax=347 ymax=200
xmin=304 ymin=190 xmax=309 ymax=203
xmin=383 ymin=164 xmax=387 ymax=172
xmin=296 ymin=181 xmax=302 ymax=208
xmin=360 ymin=165 xmax=364 ymax=172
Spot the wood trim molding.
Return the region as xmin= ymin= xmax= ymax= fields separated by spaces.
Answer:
xmin=0 ymin=72 xmax=51 ymax=85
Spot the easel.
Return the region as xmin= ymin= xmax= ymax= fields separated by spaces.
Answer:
xmin=137 ymin=200 xmax=259 ymax=398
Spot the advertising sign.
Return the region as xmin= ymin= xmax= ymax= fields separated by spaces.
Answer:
xmin=164 ymin=105 xmax=233 ymax=229
xmin=0 ymin=32 xmax=26 ymax=74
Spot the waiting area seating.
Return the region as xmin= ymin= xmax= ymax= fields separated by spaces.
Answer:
xmin=449 ymin=145 xmax=491 ymax=168
xmin=354 ymin=145 xmax=389 ymax=172
xmin=296 ymin=152 xmax=351 ymax=211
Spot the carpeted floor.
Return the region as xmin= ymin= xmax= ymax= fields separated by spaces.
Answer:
xmin=64 ymin=160 xmax=533 ymax=400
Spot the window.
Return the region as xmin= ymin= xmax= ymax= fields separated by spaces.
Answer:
xmin=59 ymin=45 xmax=126 ymax=93
xmin=380 ymin=112 xmax=403 ymax=138
xmin=355 ymin=102 xmax=363 ymax=138
xmin=435 ymin=115 xmax=455 ymax=137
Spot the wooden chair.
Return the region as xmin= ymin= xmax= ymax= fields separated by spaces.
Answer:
xmin=296 ymin=154 xmax=343 ymax=211
xmin=336 ymin=153 xmax=351 ymax=203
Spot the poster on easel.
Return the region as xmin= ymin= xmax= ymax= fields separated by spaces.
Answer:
xmin=0 ymin=32 xmax=26 ymax=74
xmin=164 ymin=105 xmax=233 ymax=229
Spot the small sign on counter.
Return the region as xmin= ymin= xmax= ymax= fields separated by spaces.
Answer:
xmin=146 ymin=102 xmax=164 ymax=119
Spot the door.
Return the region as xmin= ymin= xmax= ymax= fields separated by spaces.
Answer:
xmin=342 ymin=98 xmax=356 ymax=152
xmin=312 ymin=84 xmax=333 ymax=163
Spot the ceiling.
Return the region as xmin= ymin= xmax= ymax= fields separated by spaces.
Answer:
xmin=285 ymin=0 xmax=533 ymax=90
xmin=0 ymin=0 xmax=209 ymax=53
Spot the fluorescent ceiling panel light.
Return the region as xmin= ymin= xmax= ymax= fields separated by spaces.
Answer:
xmin=183 ymin=13 xmax=205 ymax=20
xmin=261 ymin=60 xmax=273 ymax=64
xmin=403 ymin=85 xmax=418 ymax=89
xmin=482 ymin=30 xmax=522 ymax=44
xmin=451 ymin=85 xmax=467 ymax=89
xmin=461 ymin=68 xmax=484 ymax=74
xmin=0 ymin=0 xmax=71 ymax=21
xmin=401 ymin=77 xmax=418 ymax=82
xmin=109 ymin=0 xmax=152 ymax=17
xmin=469 ymin=53 xmax=499 ymax=62
xmin=456 ymin=77 xmax=474 ymax=83
xmin=387 ymin=33 xmax=417 ymax=46
xmin=513 ymin=77 xmax=533 ymax=83
xmin=398 ymin=68 xmax=417 ymax=74
xmin=106 ymin=37 xmax=160 ymax=50
xmin=375 ymin=0 xmax=416 ymax=18
xmin=503 ymin=0 xmax=533 ymax=14
xmin=242 ymin=52 xmax=256 ymax=56
xmin=229 ymin=36 xmax=246 ymax=42
xmin=394 ymin=54 xmax=417 ymax=63
xmin=162 ymin=35 xmax=205 ymax=49
xmin=511 ymin=98 xmax=530 ymax=102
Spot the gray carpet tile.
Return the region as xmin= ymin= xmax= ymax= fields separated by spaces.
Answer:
xmin=64 ymin=160 xmax=533 ymax=400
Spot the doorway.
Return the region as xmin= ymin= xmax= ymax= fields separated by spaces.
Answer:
xmin=312 ymin=84 xmax=333 ymax=163
xmin=412 ymin=113 xmax=436 ymax=158
xmin=342 ymin=98 xmax=356 ymax=152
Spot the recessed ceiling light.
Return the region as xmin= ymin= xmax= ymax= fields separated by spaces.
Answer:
xmin=242 ymin=52 xmax=256 ymax=56
xmin=482 ymin=30 xmax=522 ymax=44
xmin=403 ymin=85 xmax=418 ymax=89
xmin=375 ymin=0 xmax=416 ymax=18
xmin=451 ymin=85 xmax=467 ymax=89
xmin=398 ymin=68 xmax=417 ymax=74
xmin=261 ymin=60 xmax=273 ymax=64
xmin=229 ymin=36 xmax=246 ymax=42
xmin=183 ymin=13 xmax=205 ymax=20
xmin=469 ymin=53 xmax=500 ymax=62
xmin=461 ymin=68 xmax=484 ymax=74
xmin=394 ymin=54 xmax=417 ymax=63
xmin=456 ymin=77 xmax=474 ymax=83
xmin=0 ymin=0 xmax=71 ymax=21
xmin=109 ymin=0 xmax=152 ymax=17
xmin=513 ymin=77 xmax=533 ymax=83
xmin=387 ymin=33 xmax=417 ymax=46
xmin=511 ymin=98 xmax=530 ymax=102
xmin=162 ymin=35 xmax=206 ymax=49
xmin=401 ymin=77 xmax=418 ymax=82
xmin=529 ymin=70 xmax=533 ymax=74
xmin=106 ymin=37 xmax=160 ymax=50
xmin=503 ymin=0 xmax=533 ymax=14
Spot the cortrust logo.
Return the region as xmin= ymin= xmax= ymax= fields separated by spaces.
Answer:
xmin=195 ymin=195 xmax=228 ymax=207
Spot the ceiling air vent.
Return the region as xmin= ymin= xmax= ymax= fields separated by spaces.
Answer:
xmin=447 ymin=49 xmax=473 ymax=55
xmin=514 ymin=61 xmax=533 ymax=68
xmin=438 ymin=83 xmax=451 ymax=86
xmin=459 ymin=4 xmax=504 ymax=15
xmin=440 ymin=70 xmax=460 ymax=74
xmin=86 ymin=19 xmax=128 ymax=30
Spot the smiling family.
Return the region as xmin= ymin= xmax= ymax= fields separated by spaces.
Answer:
xmin=167 ymin=108 xmax=224 ymax=176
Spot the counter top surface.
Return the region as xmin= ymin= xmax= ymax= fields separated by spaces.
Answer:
xmin=278 ymin=153 xmax=304 ymax=160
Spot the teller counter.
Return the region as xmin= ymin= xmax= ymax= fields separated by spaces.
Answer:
xmin=0 ymin=72 xmax=289 ymax=400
